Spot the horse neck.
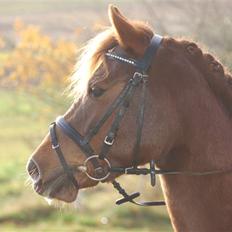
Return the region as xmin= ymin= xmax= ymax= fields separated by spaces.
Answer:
xmin=158 ymin=72 xmax=232 ymax=232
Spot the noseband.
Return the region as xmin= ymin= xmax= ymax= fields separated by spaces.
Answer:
xmin=49 ymin=34 xmax=232 ymax=207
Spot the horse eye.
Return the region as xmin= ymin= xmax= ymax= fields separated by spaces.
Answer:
xmin=90 ymin=86 xmax=105 ymax=98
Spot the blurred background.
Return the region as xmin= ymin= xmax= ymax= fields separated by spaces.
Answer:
xmin=0 ymin=0 xmax=231 ymax=231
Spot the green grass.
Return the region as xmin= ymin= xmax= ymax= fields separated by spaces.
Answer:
xmin=0 ymin=89 xmax=172 ymax=231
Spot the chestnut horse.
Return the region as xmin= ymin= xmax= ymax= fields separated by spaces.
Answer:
xmin=27 ymin=5 xmax=232 ymax=232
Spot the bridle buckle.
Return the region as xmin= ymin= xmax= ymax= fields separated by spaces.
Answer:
xmin=104 ymin=136 xmax=114 ymax=146
xmin=131 ymin=72 xmax=148 ymax=86
xmin=52 ymin=144 xmax=60 ymax=149
xmin=125 ymin=167 xmax=134 ymax=174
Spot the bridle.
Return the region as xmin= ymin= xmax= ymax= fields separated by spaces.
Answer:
xmin=49 ymin=35 xmax=232 ymax=207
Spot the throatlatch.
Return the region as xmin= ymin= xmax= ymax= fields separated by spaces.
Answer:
xmin=50 ymin=35 xmax=166 ymax=206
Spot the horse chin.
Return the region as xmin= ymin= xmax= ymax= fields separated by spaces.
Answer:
xmin=49 ymin=185 xmax=78 ymax=203
xmin=41 ymin=178 xmax=79 ymax=203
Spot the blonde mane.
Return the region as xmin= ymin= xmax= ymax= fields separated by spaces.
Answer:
xmin=68 ymin=28 xmax=117 ymax=102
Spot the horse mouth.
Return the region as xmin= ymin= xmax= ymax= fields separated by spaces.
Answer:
xmin=33 ymin=170 xmax=79 ymax=203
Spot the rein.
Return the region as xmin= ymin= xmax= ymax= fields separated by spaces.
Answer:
xmin=49 ymin=35 xmax=232 ymax=207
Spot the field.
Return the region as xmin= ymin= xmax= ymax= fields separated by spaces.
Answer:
xmin=1 ymin=0 xmax=232 ymax=231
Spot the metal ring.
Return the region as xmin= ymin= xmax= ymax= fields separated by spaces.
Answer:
xmin=83 ymin=155 xmax=111 ymax=181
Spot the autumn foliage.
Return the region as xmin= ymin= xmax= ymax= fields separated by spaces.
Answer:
xmin=0 ymin=20 xmax=77 ymax=92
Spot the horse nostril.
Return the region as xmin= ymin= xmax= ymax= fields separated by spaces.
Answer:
xmin=27 ymin=159 xmax=40 ymax=181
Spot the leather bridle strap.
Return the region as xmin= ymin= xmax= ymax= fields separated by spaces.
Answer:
xmin=83 ymin=80 xmax=133 ymax=144
xmin=132 ymin=74 xmax=147 ymax=168
xmin=99 ymin=72 xmax=143 ymax=160
xmin=102 ymin=35 xmax=166 ymax=206
xmin=54 ymin=72 xmax=144 ymax=168
xmin=55 ymin=116 xmax=100 ymax=169
xmin=49 ymin=123 xmax=79 ymax=188
xmin=112 ymin=180 xmax=165 ymax=206
xmin=105 ymin=35 xmax=163 ymax=72
xmin=137 ymin=35 xmax=163 ymax=71
xmin=49 ymin=34 xmax=166 ymax=206
xmin=52 ymin=73 xmax=145 ymax=181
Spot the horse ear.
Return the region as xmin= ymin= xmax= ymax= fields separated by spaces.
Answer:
xmin=108 ymin=5 xmax=150 ymax=56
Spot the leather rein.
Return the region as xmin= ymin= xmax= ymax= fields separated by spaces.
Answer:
xmin=49 ymin=35 xmax=232 ymax=207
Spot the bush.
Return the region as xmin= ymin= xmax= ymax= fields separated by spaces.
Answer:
xmin=0 ymin=19 xmax=77 ymax=93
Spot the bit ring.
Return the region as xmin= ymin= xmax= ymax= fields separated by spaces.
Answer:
xmin=84 ymin=155 xmax=111 ymax=181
